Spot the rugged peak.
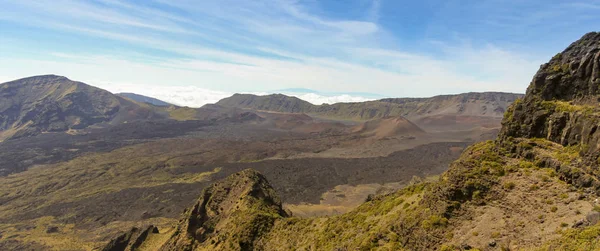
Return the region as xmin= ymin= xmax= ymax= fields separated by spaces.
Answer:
xmin=500 ymin=31 xmax=600 ymax=152
xmin=527 ymin=31 xmax=600 ymax=103
xmin=2 ymin=75 xmax=71 ymax=85
xmin=580 ymin=31 xmax=600 ymax=40
xmin=159 ymin=169 xmax=287 ymax=250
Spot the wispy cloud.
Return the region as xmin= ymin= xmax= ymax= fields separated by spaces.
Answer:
xmin=2 ymin=0 xmax=594 ymax=101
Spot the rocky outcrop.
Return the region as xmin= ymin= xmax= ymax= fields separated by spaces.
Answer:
xmin=528 ymin=32 xmax=600 ymax=102
xmin=499 ymin=32 xmax=600 ymax=196
xmin=102 ymin=225 xmax=159 ymax=251
xmin=159 ymin=169 xmax=287 ymax=251
xmin=501 ymin=32 xmax=600 ymax=154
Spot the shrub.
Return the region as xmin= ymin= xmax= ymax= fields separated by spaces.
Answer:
xmin=519 ymin=161 xmax=534 ymax=169
xmin=504 ymin=182 xmax=516 ymax=190
xmin=505 ymin=165 xmax=517 ymax=173
xmin=440 ymin=244 xmax=456 ymax=251
xmin=518 ymin=141 xmax=534 ymax=150
xmin=550 ymin=206 xmax=558 ymax=213
xmin=472 ymin=190 xmax=482 ymax=200
xmin=482 ymin=161 xmax=505 ymax=176
xmin=421 ymin=215 xmax=448 ymax=229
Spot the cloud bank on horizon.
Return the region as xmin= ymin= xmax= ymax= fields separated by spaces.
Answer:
xmin=1 ymin=0 xmax=599 ymax=101
xmin=95 ymin=81 xmax=376 ymax=107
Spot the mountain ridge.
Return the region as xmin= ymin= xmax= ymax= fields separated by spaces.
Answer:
xmin=0 ymin=75 xmax=172 ymax=140
xmin=215 ymin=91 xmax=523 ymax=122
xmin=105 ymin=32 xmax=600 ymax=250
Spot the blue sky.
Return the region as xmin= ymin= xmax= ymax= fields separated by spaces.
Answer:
xmin=0 ymin=0 xmax=599 ymax=106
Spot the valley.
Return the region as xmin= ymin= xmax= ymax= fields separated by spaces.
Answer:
xmin=0 ymin=74 xmax=519 ymax=250
xmin=1 ymin=0 xmax=598 ymax=250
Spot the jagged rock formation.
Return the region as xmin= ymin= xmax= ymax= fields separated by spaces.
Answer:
xmin=159 ymin=169 xmax=287 ymax=251
xmin=501 ymin=32 xmax=600 ymax=142
xmin=501 ymin=32 xmax=600 ymax=193
xmin=102 ymin=225 xmax=159 ymax=251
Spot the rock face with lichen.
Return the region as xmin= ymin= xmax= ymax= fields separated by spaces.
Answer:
xmin=501 ymin=32 xmax=600 ymax=144
xmin=500 ymin=32 xmax=600 ymax=192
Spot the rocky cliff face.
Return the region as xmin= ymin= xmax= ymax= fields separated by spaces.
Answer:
xmin=501 ymin=32 xmax=600 ymax=139
xmin=501 ymin=32 xmax=600 ymax=190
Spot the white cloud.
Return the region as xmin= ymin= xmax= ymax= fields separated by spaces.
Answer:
xmin=0 ymin=0 xmax=545 ymax=98
xmin=0 ymin=54 xmax=376 ymax=107
xmin=6 ymin=0 xmax=190 ymax=34
xmin=284 ymin=93 xmax=375 ymax=105
xmin=95 ymin=81 xmax=233 ymax=107
xmin=85 ymin=79 xmax=376 ymax=107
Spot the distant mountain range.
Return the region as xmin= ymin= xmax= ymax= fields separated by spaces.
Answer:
xmin=215 ymin=91 xmax=523 ymax=131
xmin=117 ymin=92 xmax=173 ymax=106
xmin=0 ymin=75 xmax=523 ymax=141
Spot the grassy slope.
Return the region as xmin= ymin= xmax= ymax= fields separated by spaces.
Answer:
xmin=137 ymin=136 xmax=598 ymax=250
xmin=251 ymin=138 xmax=599 ymax=250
